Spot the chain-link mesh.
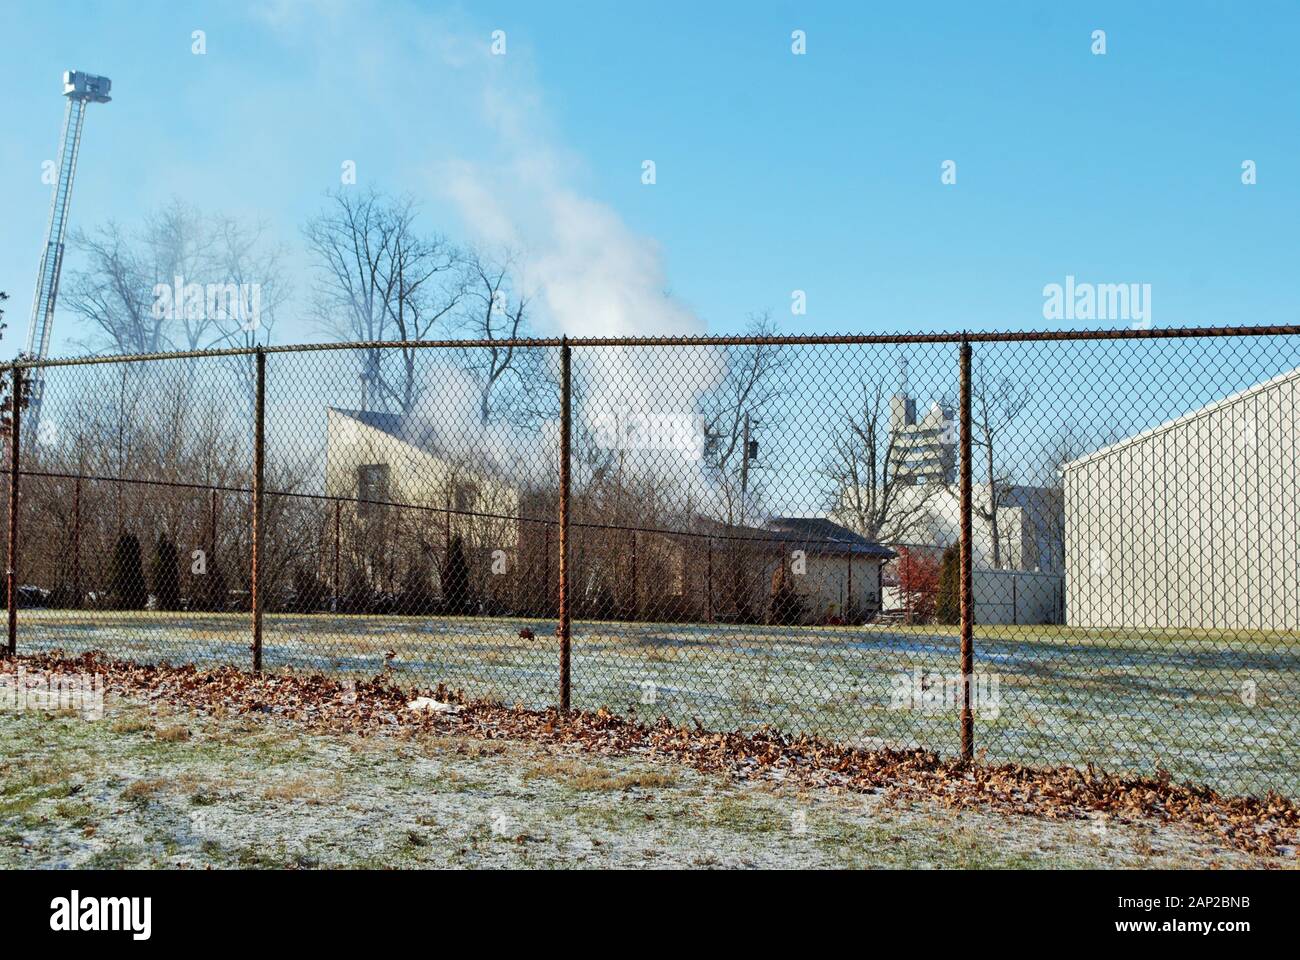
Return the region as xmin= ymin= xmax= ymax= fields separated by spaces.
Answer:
xmin=257 ymin=345 xmax=561 ymax=704
xmin=567 ymin=340 xmax=963 ymax=756
xmin=963 ymin=335 xmax=1300 ymax=796
xmin=11 ymin=355 xmax=254 ymax=665
xmin=4 ymin=328 xmax=1298 ymax=798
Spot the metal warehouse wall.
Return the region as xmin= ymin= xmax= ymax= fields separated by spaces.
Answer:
xmin=1065 ymin=370 xmax=1300 ymax=631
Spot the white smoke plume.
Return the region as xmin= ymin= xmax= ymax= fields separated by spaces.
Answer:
xmin=431 ymin=28 xmax=728 ymax=504
xmin=257 ymin=4 xmax=732 ymax=510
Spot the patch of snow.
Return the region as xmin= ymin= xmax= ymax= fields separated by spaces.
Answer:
xmin=407 ymin=697 xmax=460 ymax=715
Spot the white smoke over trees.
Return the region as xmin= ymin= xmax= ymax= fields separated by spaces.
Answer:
xmin=64 ymin=200 xmax=289 ymax=357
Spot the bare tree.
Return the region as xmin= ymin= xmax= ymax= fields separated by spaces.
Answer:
xmin=64 ymin=223 xmax=166 ymax=355
xmin=64 ymin=200 xmax=286 ymax=357
xmin=971 ymin=359 xmax=1030 ymax=567
xmin=144 ymin=201 xmax=218 ymax=351
xmin=457 ymin=247 xmax=547 ymax=426
xmin=1035 ymin=424 xmax=1082 ymax=487
xmin=699 ymin=312 xmax=788 ymax=525
xmin=206 ymin=216 xmax=290 ymax=412
xmin=206 ymin=217 xmax=289 ymax=346
xmin=824 ymin=380 xmax=936 ymax=543
xmin=304 ymin=188 xmax=462 ymax=414
xmin=20 ymin=357 xmax=326 ymax=612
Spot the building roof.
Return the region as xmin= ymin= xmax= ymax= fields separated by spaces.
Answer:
xmin=328 ymin=407 xmax=444 ymax=455
xmin=767 ymin=517 xmax=895 ymax=557
xmin=1061 ymin=364 xmax=1300 ymax=473
xmin=691 ymin=515 xmax=895 ymax=559
xmin=330 ymin=406 xmax=404 ymax=433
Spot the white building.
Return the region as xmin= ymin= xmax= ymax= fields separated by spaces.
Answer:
xmin=764 ymin=517 xmax=896 ymax=622
xmin=832 ymin=481 xmax=1063 ymax=574
xmin=1063 ymin=366 xmax=1300 ymax=631
xmin=324 ymin=407 xmax=523 ymax=598
xmin=325 ymin=407 xmax=520 ymax=534
xmin=887 ymin=483 xmax=1064 ymax=573
xmin=889 ymin=392 xmax=956 ymax=485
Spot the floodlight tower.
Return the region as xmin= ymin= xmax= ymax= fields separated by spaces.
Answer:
xmin=22 ymin=70 xmax=112 ymax=444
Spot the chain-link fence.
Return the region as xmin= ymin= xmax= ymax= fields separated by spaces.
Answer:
xmin=3 ymin=326 xmax=1299 ymax=797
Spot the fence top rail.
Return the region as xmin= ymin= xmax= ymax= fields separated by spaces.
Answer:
xmin=8 ymin=323 xmax=1300 ymax=370
xmin=15 ymin=466 xmax=903 ymax=552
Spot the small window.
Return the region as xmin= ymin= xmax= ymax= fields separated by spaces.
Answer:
xmin=357 ymin=464 xmax=390 ymax=515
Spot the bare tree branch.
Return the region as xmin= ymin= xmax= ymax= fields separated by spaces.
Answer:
xmin=304 ymin=188 xmax=462 ymax=414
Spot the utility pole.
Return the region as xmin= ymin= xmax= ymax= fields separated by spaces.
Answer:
xmin=739 ymin=412 xmax=758 ymax=526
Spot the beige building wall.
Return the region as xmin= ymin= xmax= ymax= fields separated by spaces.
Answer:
xmin=324 ymin=408 xmax=521 ymax=554
xmin=1064 ymin=368 xmax=1300 ymax=631
xmin=600 ymin=534 xmax=888 ymax=625
xmin=776 ymin=552 xmax=883 ymax=621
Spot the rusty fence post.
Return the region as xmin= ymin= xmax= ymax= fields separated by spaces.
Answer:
xmin=71 ymin=474 xmax=81 ymax=609
xmin=557 ymin=338 xmax=572 ymax=712
xmin=6 ymin=365 xmax=21 ymax=656
xmin=209 ymin=486 xmax=218 ymax=580
xmin=332 ymin=498 xmax=341 ymax=612
xmin=958 ymin=338 xmax=975 ymax=762
xmin=250 ymin=347 xmax=266 ymax=672
xmin=705 ymin=539 xmax=713 ymax=623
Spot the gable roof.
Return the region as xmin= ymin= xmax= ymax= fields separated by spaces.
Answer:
xmin=690 ymin=515 xmax=895 ymax=559
xmin=767 ymin=517 xmax=897 ymax=558
xmin=330 ymin=406 xmax=405 ymax=434
xmin=328 ymin=407 xmax=444 ymax=456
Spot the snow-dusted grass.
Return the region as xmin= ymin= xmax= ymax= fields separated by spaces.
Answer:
xmin=16 ymin=609 xmax=1300 ymax=797
xmin=0 ymin=695 xmax=1266 ymax=869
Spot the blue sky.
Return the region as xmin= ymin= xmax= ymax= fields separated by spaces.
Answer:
xmin=1 ymin=0 xmax=1298 ymax=360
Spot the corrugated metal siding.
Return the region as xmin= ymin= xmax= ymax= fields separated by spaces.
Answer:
xmin=1065 ymin=374 xmax=1300 ymax=630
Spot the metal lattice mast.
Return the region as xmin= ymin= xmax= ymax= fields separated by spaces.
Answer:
xmin=23 ymin=70 xmax=111 ymax=444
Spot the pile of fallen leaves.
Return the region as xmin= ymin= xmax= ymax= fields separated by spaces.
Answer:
xmin=5 ymin=651 xmax=1297 ymax=859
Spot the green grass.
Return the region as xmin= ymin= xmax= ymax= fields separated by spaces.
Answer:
xmin=15 ymin=607 xmax=1300 ymax=797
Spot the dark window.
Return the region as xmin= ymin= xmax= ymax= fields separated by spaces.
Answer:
xmin=357 ymin=464 xmax=390 ymax=515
